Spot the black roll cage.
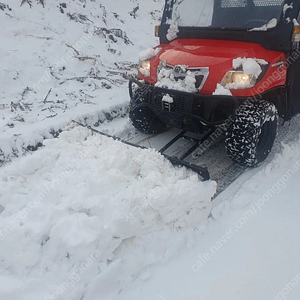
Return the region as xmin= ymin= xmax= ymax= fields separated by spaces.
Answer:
xmin=159 ymin=0 xmax=300 ymax=52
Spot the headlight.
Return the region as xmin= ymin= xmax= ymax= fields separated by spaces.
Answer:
xmin=221 ymin=71 xmax=256 ymax=89
xmin=139 ymin=60 xmax=151 ymax=77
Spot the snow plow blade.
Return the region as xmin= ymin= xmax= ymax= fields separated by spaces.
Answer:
xmin=74 ymin=121 xmax=210 ymax=181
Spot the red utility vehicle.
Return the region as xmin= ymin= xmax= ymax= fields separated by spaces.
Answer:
xmin=129 ymin=0 xmax=300 ymax=168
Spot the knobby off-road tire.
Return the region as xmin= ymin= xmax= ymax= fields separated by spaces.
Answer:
xmin=129 ymin=85 xmax=166 ymax=134
xmin=225 ymin=100 xmax=278 ymax=167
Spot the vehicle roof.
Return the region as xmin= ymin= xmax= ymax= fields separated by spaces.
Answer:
xmin=159 ymin=0 xmax=300 ymax=52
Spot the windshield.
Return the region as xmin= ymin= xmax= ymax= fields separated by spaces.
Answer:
xmin=173 ymin=0 xmax=285 ymax=30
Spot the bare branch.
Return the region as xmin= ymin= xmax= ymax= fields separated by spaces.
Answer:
xmin=21 ymin=0 xmax=32 ymax=8
xmin=43 ymin=88 xmax=52 ymax=103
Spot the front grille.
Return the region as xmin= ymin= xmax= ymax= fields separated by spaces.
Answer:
xmin=153 ymin=109 xmax=205 ymax=133
xmin=174 ymin=95 xmax=186 ymax=111
xmin=195 ymin=75 xmax=205 ymax=89
xmin=163 ymin=65 xmax=209 ymax=91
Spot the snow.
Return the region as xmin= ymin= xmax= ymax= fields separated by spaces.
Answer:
xmin=155 ymin=68 xmax=197 ymax=93
xmin=224 ymin=57 xmax=268 ymax=89
xmin=120 ymin=134 xmax=300 ymax=300
xmin=0 ymin=126 xmax=216 ymax=300
xmin=139 ymin=47 xmax=162 ymax=61
xmin=241 ymin=59 xmax=262 ymax=77
xmin=293 ymin=18 xmax=300 ymax=26
xmin=162 ymin=94 xmax=174 ymax=104
xmin=233 ymin=57 xmax=266 ymax=78
xmin=255 ymin=58 xmax=269 ymax=66
xmin=249 ymin=18 xmax=278 ymax=31
xmin=213 ymin=84 xmax=232 ymax=96
xmin=166 ymin=18 xmax=179 ymax=42
xmin=283 ymin=3 xmax=293 ymax=15
xmin=0 ymin=0 xmax=163 ymax=164
xmin=138 ymin=67 xmax=150 ymax=77
xmin=2 ymin=1 xmax=300 ymax=300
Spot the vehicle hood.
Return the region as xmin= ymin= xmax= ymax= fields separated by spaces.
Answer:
xmin=152 ymin=39 xmax=286 ymax=96
xmin=157 ymin=39 xmax=282 ymax=67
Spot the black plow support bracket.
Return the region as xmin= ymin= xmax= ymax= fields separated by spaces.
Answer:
xmin=163 ymin=155 xmax=210 ymax=180
xmin=73 ymin=121 xmax=211 ymax=181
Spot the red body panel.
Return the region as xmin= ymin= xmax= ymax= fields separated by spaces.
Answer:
xmin=138 ymin=39 xmax=287 ymax=97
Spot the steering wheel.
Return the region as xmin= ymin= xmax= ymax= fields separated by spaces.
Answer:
xmin=244 ymin=19 xmax=269 ymax=27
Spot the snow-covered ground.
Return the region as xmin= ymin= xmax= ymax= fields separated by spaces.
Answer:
xmin=0 ymin=0 xmax=162 ymax=164
xmin=1 ymin=120 xmax=300 ymax=300
xmin=1 ymin=1 xmax=300 ymax=300
xmin=120 ymin=135 xmax=300 ymax=300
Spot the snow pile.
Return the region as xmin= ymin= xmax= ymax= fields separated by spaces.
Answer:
xmin=162 ymin=94 xmax=174 ymax=104
xmin=139 ymin=47 xmax=162 ymax=61
xmin=166 ymin=18 xmax=179 ymax=41
xmin=215 ymin=57 xmax=268 ymax=92
xmin=249 ymin=18 xmax=278 ymax=31
xmin=0 ymin=103 xmax=127 ymax=166
xmin=120 ymin=127 xmax=300 ymax=300
xmin=0 ymin=126 xmax=216 ymax=300
xmin=233 ymin=57 xmax=267 ymax=78
xmin=0 ymin=0 xmax=163 ymax=163
xmin=213 ymin=84 xmax=232 ymax=96
xmin=220 ymin=57 xmax=269 ymax=90
xmin=156 ymin=67 xmax=197 ymax=93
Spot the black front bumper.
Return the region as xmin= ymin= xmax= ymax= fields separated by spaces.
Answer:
xmin=129 ymin=79 xmax=241 ymax=131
